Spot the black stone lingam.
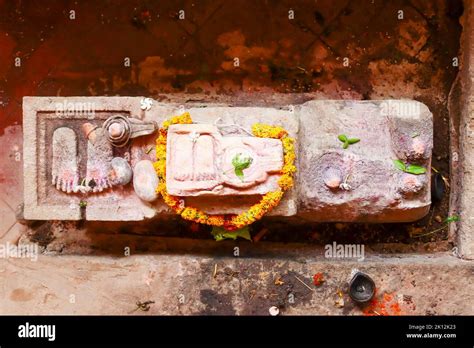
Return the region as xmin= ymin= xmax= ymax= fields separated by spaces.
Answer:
xmin=349 ymin=271 xmax=376 ymax=304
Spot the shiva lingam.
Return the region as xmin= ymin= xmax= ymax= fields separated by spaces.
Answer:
xmin=102 ymin=115 xmax=157 ymax=147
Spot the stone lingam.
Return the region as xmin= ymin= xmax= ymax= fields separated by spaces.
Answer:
xmin=23 ymin=97 xmax=433 ymax=223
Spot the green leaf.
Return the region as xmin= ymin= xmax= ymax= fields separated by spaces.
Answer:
xmin=393 ymin=160 xmax=426 ymax=175
xmin=393 ymin=160 xmax=406 ymax=172
xmin=445 ymin=215 xmax=460 ymax=224
xmin=405 ymin=164 xmax=426 ymax=175
xmin=232 ymin=153 xmax=253 ymax=181
xmin=211 ymin=226 xmax=252 ymax=242
xmin=342 ymin=142 xmax=349 ymax=149
xmin=235 ymin=168 xmax=244 ymax=181
xmin=338 ymin=134 xmax=348 ymax=143
xmin=347 ymin=138 xmax=360 ymax=144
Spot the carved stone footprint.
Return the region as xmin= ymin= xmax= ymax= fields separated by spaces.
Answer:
xmin=172 ymin=134 xmax=194 ymax=181
xmin=83 ymin=123 xmax=114 ymax=193
xmin=193 ymin=135 xmax=216 ymax=181
xmin=52 ymin=127 xmax=80 ymax=193
xmin=82 ymin=123 xmax=132 ymax=193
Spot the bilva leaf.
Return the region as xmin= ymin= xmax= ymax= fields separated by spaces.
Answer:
xmin=338 ymin=134 xmax=348 ymax=143
xmin=393 ymin=160 xmax=406 ymax=172
xmin=393 ymin=160 xmax=426 ymax=175
xmin=339 ymin=134 xmax=359 ymax=149
xmin=211 ymin=226 xmax=252 ymax=241
xmin=232 ymin=153 xmax=253 ymax=181
xmin=405 ymin=164 xmax=426 ymax=175
xmin=347 ymin=138 xmax=360 ymax=144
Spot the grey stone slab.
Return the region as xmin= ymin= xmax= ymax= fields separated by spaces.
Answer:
xmin=297 ymin=100 xmax=433 ymax=222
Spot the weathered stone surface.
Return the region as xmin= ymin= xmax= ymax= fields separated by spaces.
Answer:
xmin=455 ymin=1 xmax=474 ymax=260
xmin=24 ymin=97 xmax=431 ymax=222
xmin=110 ymin=157 xmax=132 ymax=186
xmin=297 ymin=100 xmax=432 ymax=222
xmin=0 ymin=251 xmax=472 ymax=315
xmin=144 ymin=103 xmax=299 ymax=216
xmin=23 ymin=97 xmax=165 ymax=221
xmin=166 ymin=124 xmax=283 ymax=196
xmin=133 ymin=160 xmax=159 ymax=202
xmin=51 ymin=127 xmax=79 ymax=193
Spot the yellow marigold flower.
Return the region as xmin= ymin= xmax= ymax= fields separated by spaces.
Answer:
xmin=156 ymin=144 xmax=166 ymax=157
xmin=282 ymin=136 xmax=294 ymax=147
xmin=278 ymin=175 xmax=294 ymax=190
xmin=207 ymin=215 xmax=225 ymax=226
xmin=282 ymin=164 xmax=297 ymax=175
xmin=181 ymin=207 xmax=198 ymax=220
xmin=284 ymin=152 xmax=296 ymax=164
xmin=162 ymin=112 xmax=192 ymax=130
xmin=156 ymin=135 xmax=167 ymax=146
xmin=155 ymin=165 xmax=165 ymax=177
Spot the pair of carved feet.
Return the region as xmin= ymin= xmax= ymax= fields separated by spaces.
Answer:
xmin=51 ymin=124 xmax=131 ymax=194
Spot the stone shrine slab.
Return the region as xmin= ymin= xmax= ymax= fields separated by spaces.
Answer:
xmin=23 ymin=97 xmax=298 ymax=220
xmin=23 ymin=97 xmax=432 ymax=222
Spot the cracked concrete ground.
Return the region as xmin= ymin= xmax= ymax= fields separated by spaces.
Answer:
xmin=0 ymin=251 xmax=472 ymax=315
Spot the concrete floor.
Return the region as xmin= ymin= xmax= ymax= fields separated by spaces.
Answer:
xmin=1 ymin=251 xmax=472 ymax=315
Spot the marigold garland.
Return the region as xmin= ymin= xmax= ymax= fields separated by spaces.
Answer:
xmin=154 ymin=113 xmax=296 ymax=231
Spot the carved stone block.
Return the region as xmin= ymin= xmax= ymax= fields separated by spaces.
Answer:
xmin=297 ymin=100 xmax=432 ymax=222
xmin=166 ymin=124 xmax=283 ymax=196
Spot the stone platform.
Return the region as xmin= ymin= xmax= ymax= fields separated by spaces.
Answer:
xmin=23 ymin=97 xmax=432 ymax=222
